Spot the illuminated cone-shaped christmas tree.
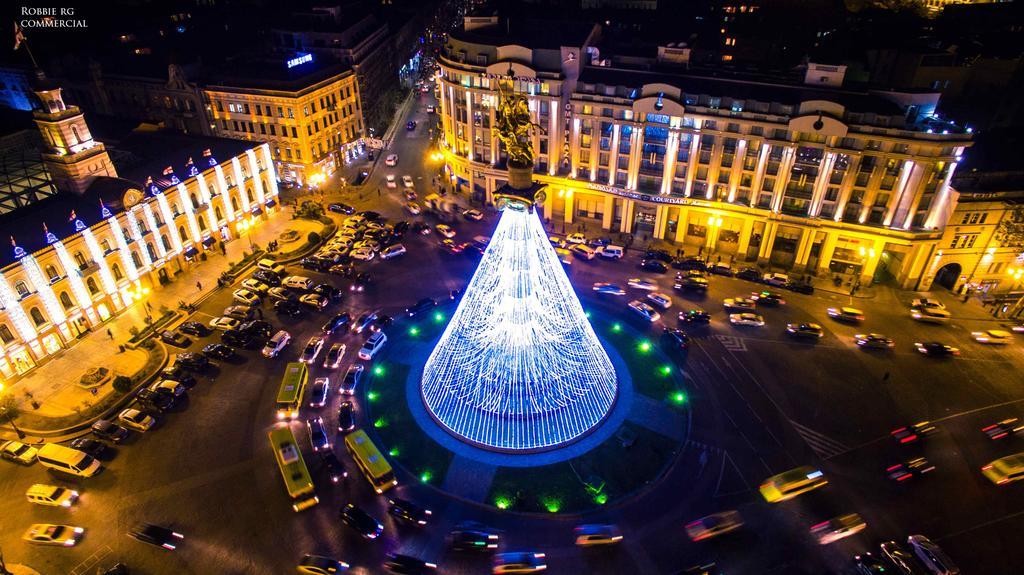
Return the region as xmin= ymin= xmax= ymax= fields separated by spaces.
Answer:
xmin=421 ymin=205 xmax=618 ymax=452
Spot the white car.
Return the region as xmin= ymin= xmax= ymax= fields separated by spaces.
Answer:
xmin=262 ymin=330 xmax=291 ymax=357
xmin=385 ymin=174 xmax=397 ymax=188
xmin=208 ymin=316 xmax=241 ymax=331
xmin=763 ymin=272 xmax=789 ymax=286
xmin=118 ymin=408 xmax=155 ymax=432
xmin=723 ymin=297 xmax=757 ymax=311
xmin=627 ymin=278 xmax=657 ymax=290
xmin=232 ymin=288 xmax=261 ymax=306
xmin=646 ymin=292 xmax=672 ymax=310
xmin=592 ymin=283 xmax=626 ymax=295
xmin=402 ymin=175 xmax=415 ymax=188
xmin=300 ymin=336 xmax=325 ymax=364
xmin=628 ymin=300 xmax=661 ymax=322
xmin=406 ymin=202 xmax=422 ymax=215
xmin=436 ymin=224 xmax=456 ymax=238
xmin=240 ymin=279 xmax=269 ymax=294
xmin=729 ymin=313 xmax=765 ymax=327
xmin=385 ymin=153 xmax=398 ymax=166
xmin=910 ymin=298 xmax=945 ymax=310
xmin=352 ymin=239 xmax=380 ymax=252
xmin=300 ymin=293 xmax=328 ymax=310
xmin=972 ymin=329 xmax=1013 ymax=344
xmin=463 ymin=209 xmax=484 ymax=221
xmin=566 ymin=233 xmax=586 ymax=245
xmin=148 ymin=379 xmax=185 ymax=397
xmin=911 ymin=307 xmax=951 ymax=323
xmin=358 ymin=331 xmax=387 ymax=360
xmin=381 ymin=244 xmax=407 ymax=260
xmin=350 ymin=247 xmax=375 ymax=261
xmin=323 ymin=343 xmax=346 ymax=369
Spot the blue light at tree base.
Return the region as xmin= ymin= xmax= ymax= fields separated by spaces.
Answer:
xmin=421 ymin=205 xmax=618 ymax=452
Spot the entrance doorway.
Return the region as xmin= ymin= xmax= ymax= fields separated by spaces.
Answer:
xmin=933 ymin=263 xmax=962 ymax=290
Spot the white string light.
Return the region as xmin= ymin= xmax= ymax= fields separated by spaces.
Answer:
xmin=421 ymin=207 xmax=618 ymax=452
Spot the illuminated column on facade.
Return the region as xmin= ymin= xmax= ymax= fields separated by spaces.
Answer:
xmin=80 ymin=229 xmax=118 ymax=297
xmin=140 ymin=204 xmax=166 ymax=260
xmin=608 ymin=124 xmax=620 ymax=186
xmin=884 ymin=160 xmax=915 ymax=227
xmin=490 ymin=101 xmax=499 ymax=165
xmin=727 ymin=139 xmax=747 ymax=202
xmin=213 ymin=165 xmax=235 ymax=222
xmin=684 ymin=120 xmax=702 ymax=196
xmin=246 ymin=149 xmax=267 ymax=205
xmin=20 ymin=255 xmax=67 ymax=326
xmin=661 ymin=132 xmax=680 ymax=195
xmin=53 ymin=242 xmax=93 ymax=310
xmin=125 ymin=209 xmax=152 ymax=268
xmin=771 ymin=146 xmax=796 ymax=213
xmin=176 ymin=183 xmax=203 ymax=243
xmin=0 ymin=276 xmax=37 ymax=342
xmin=549 ymin=102 xmax=558 ymax=176
xmin=570 ymin=118 xmax=581 ymax=178
xmin=196 ymin=175 xmax=219 ymax=234
xmin=231 ymin=158 xmax=251 ymax=213
xmin=626 ymin=125 xmax=642 ymax=190
xmin=923 ymin=161 xmax=958 ymax=230
xmin=108 ymin=218 xmax=139 ymax=282
xmin=155 ymin=193 xmax=182 ymax=254
xmin=465 ymin=90 xmax=474 ymax=162
xmin=260 ymin=144 xmax=280 ymax=197
xmin=750 ymin=143 xmax=771 ymax=206
xmin=809 ymin=152 xmax=837 ymax=217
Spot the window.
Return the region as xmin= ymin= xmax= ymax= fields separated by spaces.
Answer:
xmin=30 ymin=307 xmax=47 ymax=326
xmin=0 ymin=324 xmax=14 ymax=344
xmin=45 ymin=265 xmax=60 ymax=281
xmin=112 ymin=263 xmax=123 ymax=281
xmin=86 ymin=277 xmax=99 ymax=295
xmin=15 ymin=281 xmax=30 ymax=297
xmin=59 ymin=292 xmax=73 ymax=310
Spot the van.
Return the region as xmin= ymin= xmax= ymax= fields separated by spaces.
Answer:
xmin=358 ymin=331 xmax=387 ymax=360
xmin=37 ymin=444 xmax=102 ymax=478
xmin=282 ymin=275 xmax=314 ymax=291
xmin=26 ymin=484 xmax=79 ymax=507
xmin=597 ymin=245 xmax=624 ymax=260
xmin=256 ymin=259 xmax=286 ymax=277
xmin=759 ymin=466 xmax=827 ymax=503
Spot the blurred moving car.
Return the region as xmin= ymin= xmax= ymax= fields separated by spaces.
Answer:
xmin=685 ymin=511 xmax=744 ymax=541
xmin=573 ymin=524 xmax=623 ymax=546
xmin=981 ymin=452 xmax=1024 ymax=485
xmin=22 ymin=523 xmax=84 ymax=546
xmin=729 ymin=313 xmax=764 ymax=327
xmin=810 ymin=513 xmax=866 ymax=545
xmin=492 ymin=552 xmax=546 ymax=574
xmin=886 ymin=457 xmax=936 ymax=482
xmin=759 ymin=466 xmax=827 ymax=503
xmin=891 ymin=421 xmax=938 ymax=445
xmin=982 ymin=418 xmax=1024 ymax=440
xmin=855 ymin=333 xmax=895 ymax=350
xmin=628 ymin=300 xmax=661 ymax=322
xmin=914 ymin=341 xmax=959 ymax=357
xmin=297 ymin=554 xmax=350 ymax=574
xmin=128 ymin=523 xmax=184 ymax=550
xmin=907 ymin=534 xmax=960 ymax=574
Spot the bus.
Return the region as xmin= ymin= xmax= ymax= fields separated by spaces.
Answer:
xmin=276 ymin=362 xmax=308 ymax=420
xmin=268 ymin=425 xmax=318 ymax=512
xmin=343 ymin=430 xmax=396 ymax=494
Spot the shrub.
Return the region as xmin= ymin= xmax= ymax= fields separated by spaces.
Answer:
xmin=128 ymin=326 xmax=140 ymax=337
xmin=307 ymin=231 xmax=322 ymax=245
xmin=112 ymin=375 xmax=133 ymax=394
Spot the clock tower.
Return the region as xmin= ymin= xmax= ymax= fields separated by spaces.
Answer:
xmin=31 ymin=71 xmax=117 ymax=195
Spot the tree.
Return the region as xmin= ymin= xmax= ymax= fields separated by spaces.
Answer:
xmin=307 ymin=231 xmax=322 ymax=246
xmin=296 ymin=201 xmax=324 ymax=220
xmin=112 ymin=375 xmax=133 ymax=394
xmin=0 ymin=393 xmax=18 ymax=423
xmin=996 ymin=206 xmax=1024 ymax=249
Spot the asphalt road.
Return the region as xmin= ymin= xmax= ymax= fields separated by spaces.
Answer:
xmin=3 ymin=85 xmax=1024 ymax=575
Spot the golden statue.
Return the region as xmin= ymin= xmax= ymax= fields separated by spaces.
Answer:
xmin=495 ymin=76 xmax=544 ymax=168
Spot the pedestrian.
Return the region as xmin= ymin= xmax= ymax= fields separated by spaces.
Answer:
xmin=882 ymin=371 xmax=891 ymax=382
xmin=196 ymin=281 xmax=203 ymax=291
xmin=256 ymin=307 xmax=264 ymax=319
xmin=676 ymin=248 xmax=682 ymax=258
xmin=106 ymin=328 xmax=113 ymax=340
xmin=717 ymin=255 xmax=722 ymax=264
xmin=145 ymin=302 xmax=153 ymax=313
xmin=220 ymin=242 xmax=226 ymax=255
xmin=377 ymin=187 xmax=382 ymax=197
xmin=698 ymin=246 xmax=704 ymax=257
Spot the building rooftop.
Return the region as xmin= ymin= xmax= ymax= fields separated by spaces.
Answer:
xmin=0 ymin=130 xmax=256 ymax=269
xmin=451 ymin=18 xmax=598 ymax=51
xmin=203 ymin=54 xmax=353 ymax=94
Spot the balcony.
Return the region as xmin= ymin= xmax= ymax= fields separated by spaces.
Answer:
xmin=77 ymin=260 xmax=100 ymax=276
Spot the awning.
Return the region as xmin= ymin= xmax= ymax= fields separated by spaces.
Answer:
xmin=264 ymin=198 xmax=277 ymax=208
xmin=183 ymin=245 xmax=199 ymax=258
xmin=251 ymin=206 xmax=263 ymax=216
xmin=201 ymin=236 xmax=217 ymax=247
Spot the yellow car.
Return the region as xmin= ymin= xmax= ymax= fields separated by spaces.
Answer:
xmin=760 ymin=466 xmax=828 ymax=503
xmin=981 ymin=452 xmax=1024 ymax=485
xmin=22 ymin=523 xmax=84 ymax=546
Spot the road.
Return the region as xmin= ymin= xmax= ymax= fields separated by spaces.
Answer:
xmin=2 ymin=83 xmax=1024 ymax=575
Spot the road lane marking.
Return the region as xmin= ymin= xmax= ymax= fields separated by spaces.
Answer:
xmin=788 ymin=419 xmax=850 ymax=460
xmin=714 ymin=334 xmax=748 ymax=352
xmin=69 ymin=545 xmax=113 ymax=575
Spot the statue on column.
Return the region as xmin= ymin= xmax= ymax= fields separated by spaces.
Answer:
xmin=495 ymin=77 xmax=544 ymax=169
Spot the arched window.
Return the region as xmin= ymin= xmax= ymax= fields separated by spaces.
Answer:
xmin=44 ymin=265 xmax=60 ymax=281
xmin=246 ymin=187 xmax=255 ymax=202
xmin=178 ymin=225 xmax=188 ymax=242
xmin=231 ymin=196 xmax=239 ymax=211
xmin=74 ymin=251 xmax=87 ymax=267
xmin=161 ymin=234 xmax=172 ymax=251
xmin=198 ymin=215 xmax=207 ymax=231
xmin=215 ymin=206 xmax=223 ymax=221
xmin=172 ymin=202 xmax=182 ymax=216
xmin=146 ymin=242 xmax=157 ymax=260
xmin=59 ymin=292 xmax=74 ymax=310
xmin=71 ymin=125 xmax=81 ymax=145
xmin=112 ymin=263 xmax=123 ymax=281
xmin=190 ymin=193 xmax=199 ymax=207
xmin=154 ymin=212 xmax=164 ymax=226
xmin=131 ymin=251 xmax=143 ymax=268
xmin=86 ymin=277 xmax=99 ymax=295
xmin=101 ymin=238 xmax=112 ymax=252
xmin=14 ymin=281 xmax=30 ymax=297
xmin=30 ymin=307 xmax=47 ymax=326
xmin=0 ymin=324 xmax=15 ymax=344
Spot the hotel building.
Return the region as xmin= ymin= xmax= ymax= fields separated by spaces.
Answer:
xmin=436 ymin=17 xmax=974 ymax=289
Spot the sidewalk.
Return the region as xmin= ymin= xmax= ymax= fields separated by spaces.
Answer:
xmin=1 ymin=208 xmax=300 ymax=438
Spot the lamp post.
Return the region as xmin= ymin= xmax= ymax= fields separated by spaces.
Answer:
xmin=855 ymin=246 xmax=876 ymax=295
xmin=706 ymin=215 xmax=723 ymax=260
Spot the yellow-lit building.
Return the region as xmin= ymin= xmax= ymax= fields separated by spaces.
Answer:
xmin=436 ymin=16 xmax=973 ymax=289
xmin=204 ymin=54 xmax=364 ymax=186
xmin=0 ymin=78 xmax=280 ymax=379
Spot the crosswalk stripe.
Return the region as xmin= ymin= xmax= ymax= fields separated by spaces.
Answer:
xmin=789 ymin=419 xmax=849 ymax=459
xmin=713 ymin=334 xmax=748 ymax=352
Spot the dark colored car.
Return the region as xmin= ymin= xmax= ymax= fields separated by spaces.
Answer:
xmin=359 ymin=211 xmax=382 ymax=221
xmin=392 ymin=221 xmax=410 ymax=238
xmin=673 ymin=258 xmax=708 ymax=271
xmin=406 ymin=298 xmax=438 ymax=317
xmin=751 ymin=291 xmax=786 ymax=306
xmin=406 ymin=120 xmax=417 ymax=131
xmin=300 ymin=257 xmax=332 ymax=272
xmin=159 ymin=330 xmax=190 ymax=348
xmin=662 ymin=327 xmax=690 ymax=350
xmin=251 ymin=270 xmax=282 ymax=285
xmin=412 ymin=222 xmax=432 ymax=235
xmin=879 ymin=541 xmax=929 ymax=575
xmin=640 ymin=259 xmax=669 ymax=274
xmin=644 ymin=249 xmax=674 ymax=263
xmin=136 ymin=388 xmax=176 ymax=412
xmin=853 ymin=553 xmax=890 ymax=575
xmin=450 ymin=528 xmax=500 ymax=552
xmin=330 ymin=264 xmax=355 ymax=278
xmin=679 ymin=309 xmax=711 ymax=324
xmin=886 ymin=457 xmax=936 ymax=482
xmin=914 ymin=341 xmax=959 ymax=357
xmin=274 ymin=300 xmax=304 ymax=317
xmin=371 ymin=314 xmax=393 ymax=331
xmin=173 ymin=353 xmax=209 ymax=371
xmin=70 ymin=437 xmax=107 ymax=457
xmin=92 ymin=419 xmax=129 ymax=442
xmin=177 ymin=321 xmax=208 ymax=337
xmin=785 ymin=280 xmax=815 ymax=295
xmin=350 ymin=272 xmax=371 ymax=292
xmin=891 ymin=421 xmax=938 ymax=444
xmin=307 ymin=416 xmax=330 ymax=452
xmin=322 ymin=313 xmax=353 ymax=334
xmin=313 ymin=284 xmax=343 ymax=301
xmin=786 ymin=323 xmax=823 ymax=339
xmin=388 ymin=498 xmax=433 ymax=525
xmin=128 ymin=523 xmax=184 ymax=550
xmin=221 ymin=329 xmax=254 ymax=348
xmin=384 ymin=553 xmax=436 ymax=574
xmin=101 ymin=564 xmax=129 ymax=575
xmin=239 ymin=320 xmax=274 ymax=339
xmin=352 ymin=171 xmax=369 ymax=186
xmin=339 ymin=504 xmax=383 ymax=539
xmin=735 ymin=267 xmax=761 ymax=282
xmin=337 ymin=401 xmax=355 ymax=432
xmin=328 ymin=203 xmax=355 ymax=215
xmin=352 ymin=312 xmax=379 ymax=334
xmin=674 ymin=276 xmax=708 ymax=292
xmin=160 ymin=365 xmax=197 ymax=385
xmin=319 ymin=450 xmax=347 ymax=483
xmin=202 ymin=343 xmax=235 ymax=360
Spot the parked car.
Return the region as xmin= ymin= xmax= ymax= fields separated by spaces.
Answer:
xmin=340 ymin=504 xmax=384 ymax=539
xmin=907 ymin=535 xmax=959 ymax=574
xmin=159 ymin=330 xmax=190 ymax=347
xmin=177 ymin=321 xmax=208 ymax=337
xmin=118 ymin=408 xmax=155 ymax=432
xmin=136 ymin=388 xmax=175 ymax=412
xmin=223 ymin=305 xmax=256 ymax=321
xmin=382 ymin=244 xmax=407 ymax=260
xmin=202 ymin=343 xmax=235 ymax=361
xmin=172 ymin=353 xmax=208 ymax=371
xmin=91 ymin=419 xmax=129 ymax=442
xmin=274 ymin=300 xmax=303 ymax=317
xmin=763 ymin=272 xmax=789 ymax=286
xmin=208 ymin=316 xmax=241 ymax=331
xmin=1 ymin=440 xmax=39 ymax=465
xmin=262 ymin=330 xmax=291 ymax=358
xmin=328 ymin=203 xmax=355 ymax=215
xmin=323 ymin=313 xmax=353 ymax=334
xmin=358 ymin=331 xmax=387 ymax=360
xmin=645 ymin=249 xmax=673 ymax=263
xmin=402 ymin=175 xmax=415 ymax=188
xmin=323 ymin=344 xmax=346 ymax=369
xmin=221 ymin=329 xmax=254 ymax=348
xmin=679 ymin=309 xmax=711 ymax=324
xmin=231 ymin=289 xmax=261 ymax=306
xmin=640 ymin=259 xmax=669 ymax=273
xmin=735 ymin=267 xmax=761 ymax=281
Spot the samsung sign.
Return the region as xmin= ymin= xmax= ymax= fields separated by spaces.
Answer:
xmin=286 ymin=53 xmax=313 ymax=69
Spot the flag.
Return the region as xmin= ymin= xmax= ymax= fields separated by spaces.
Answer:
xmin=163 ymin=166 xmax=174 ymax=176
xmin=69 ymin=209 xmax=77 ymax=221
xmin=13 ymin=22 xmax=25 ymax=51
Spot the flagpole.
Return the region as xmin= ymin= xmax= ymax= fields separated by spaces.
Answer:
xmin=14 ymin=21 xmax=39 ymax=69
